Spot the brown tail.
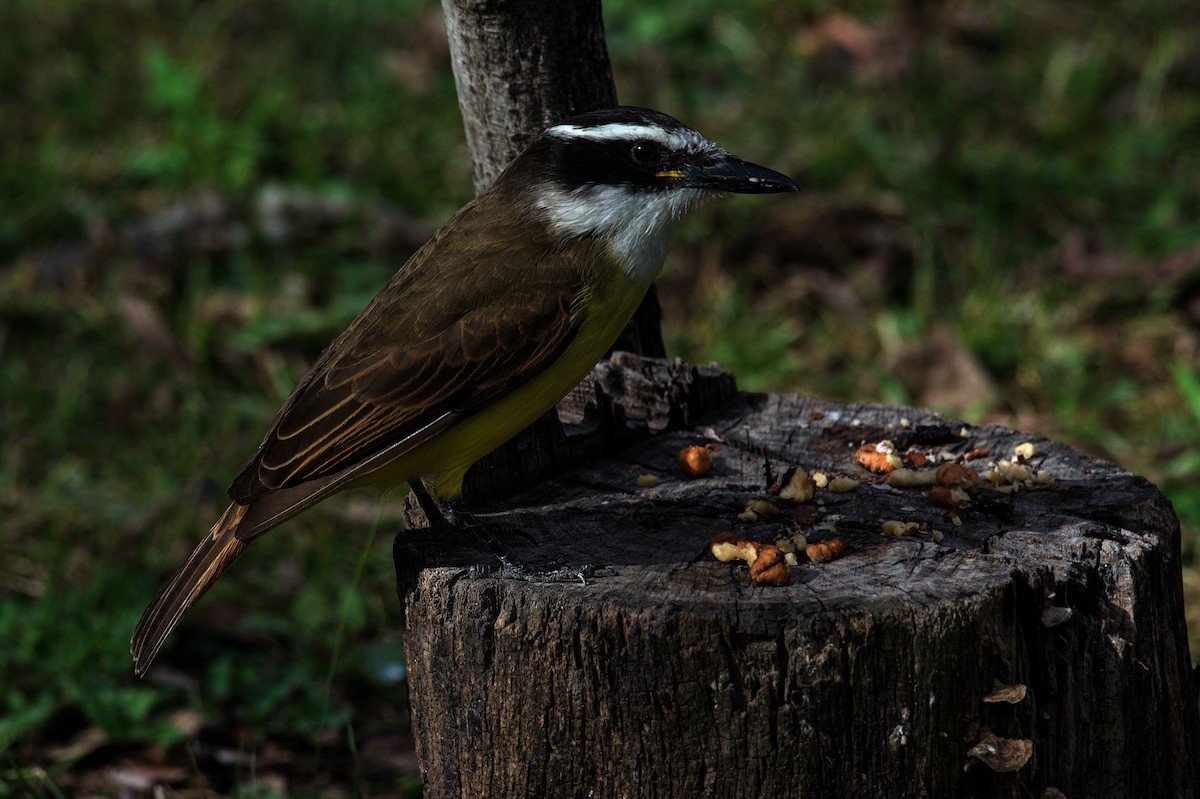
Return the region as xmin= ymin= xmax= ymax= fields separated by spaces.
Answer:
xmin=131 ymin=503 xmax=250 ymax=676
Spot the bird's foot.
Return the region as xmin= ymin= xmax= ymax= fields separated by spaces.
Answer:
xmin=408 ymin=480 xmax=614 ymax=585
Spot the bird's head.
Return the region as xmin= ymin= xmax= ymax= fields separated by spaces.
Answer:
xmin=498 ymin=107 xmax=798 ymax=281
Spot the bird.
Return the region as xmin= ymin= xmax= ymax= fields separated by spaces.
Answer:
xmin=130 ymin=106 xmax=798 ymax=675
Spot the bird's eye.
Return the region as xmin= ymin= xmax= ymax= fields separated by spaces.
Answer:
xmin=630 ymin=140 xmax=659 ymax=164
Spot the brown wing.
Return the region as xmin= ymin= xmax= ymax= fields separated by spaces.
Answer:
xmin=228 ymin=204 xmax=588 ymax=504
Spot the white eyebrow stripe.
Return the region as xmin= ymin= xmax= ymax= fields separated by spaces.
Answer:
xmin=546 ymin=122 xmax=706 ymax=152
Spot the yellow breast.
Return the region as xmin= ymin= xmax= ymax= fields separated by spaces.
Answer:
xmin=375 ymin=269 xmax=651 ymax=499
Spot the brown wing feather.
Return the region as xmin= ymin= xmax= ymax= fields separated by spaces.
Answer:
xmin=229 ymin=202 xmax=589 ymax=504
xmin=134 ymin=187 xmax=606 ymax=675
xmin=130 ymin=503 xmax=249 ymax=675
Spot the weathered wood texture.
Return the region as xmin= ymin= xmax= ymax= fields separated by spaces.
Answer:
xmin=397 ymin=354 xmax=1199 ymax=799
xmin=442 ymin=0 xmax=617 ymax=194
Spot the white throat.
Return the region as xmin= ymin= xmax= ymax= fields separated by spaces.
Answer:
xmin=537 ymin=184 xmax=707 ymax=283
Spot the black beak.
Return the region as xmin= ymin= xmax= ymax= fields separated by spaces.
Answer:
xmin=686 ymin=153 xmax=799 ymax=194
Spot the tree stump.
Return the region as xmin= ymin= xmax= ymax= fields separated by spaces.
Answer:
xmin=395 ymin=354 xmax=1199 ymax=798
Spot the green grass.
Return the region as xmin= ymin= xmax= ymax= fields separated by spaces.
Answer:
xmin=2 ymin=0 xmax=1200 ymax=795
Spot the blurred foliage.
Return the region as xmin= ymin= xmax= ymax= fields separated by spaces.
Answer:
xmin=2 ymin=0 xmax=1200 ymax=796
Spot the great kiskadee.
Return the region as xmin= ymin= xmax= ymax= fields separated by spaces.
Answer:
xmin=130 ymin=106 xmax=798 ymax=674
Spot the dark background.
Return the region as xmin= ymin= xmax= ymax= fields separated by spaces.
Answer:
xmin=3 ymin=1 xmax=1199 ymax=795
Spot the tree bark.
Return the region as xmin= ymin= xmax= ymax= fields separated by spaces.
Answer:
xmin=442 ymin=0 xmax=617 ymax=193
xmin=398 ymin=354 xmax=1200 ymax=798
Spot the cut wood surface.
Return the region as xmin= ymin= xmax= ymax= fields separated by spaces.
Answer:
xmin=396 ymin=355 xmax=1200 ymax=798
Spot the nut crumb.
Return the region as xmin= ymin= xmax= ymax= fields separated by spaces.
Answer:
xmin=881 ymin=520 xmax=920 ymax=537
xmin=1014 ymin=442 xmax=1037 ymax=461
xmin=986 ymin=460 xmax=1033 ymax=485
xmin=677 ymin=445 xmax=714 ymax=478
xmin=936 ymin=462 xmax=979 ymax=487
xmin=886 ymin=468 xmax=937 ymax=488
xmin=710 ymin=533 xmax=791 ymax=585
xmin=779 ymin=468 xmax=815 ymax=503
xmin=738 ymin=498 xmax=782 ymax=524
xmin=856 ymin=441 xmax=902 ymax=474
xmin=828 ymin=476 xmax=860 ymax=493
xmin=806 ymin=538 xmax=845 ymax=563
xmin=748 ymin=544 xmax=790 ymax=585
xmin=929 ymin=485 xmax=971 ymax=509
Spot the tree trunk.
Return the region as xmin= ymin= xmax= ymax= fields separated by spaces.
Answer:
xmin=398 ymin=354 xmax=1200 ymax=798
xmin=443 ymin=0 xmax=617 ymax=193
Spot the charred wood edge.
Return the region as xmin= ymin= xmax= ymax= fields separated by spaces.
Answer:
xmin=399 ymin=353 xmax=738 ymax=540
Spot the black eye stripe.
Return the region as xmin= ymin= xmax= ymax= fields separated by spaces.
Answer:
xmin=540 ymin=136 xmax=673 ymax=189
xmin=630 ymin=140 xmax=660 ymax=164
